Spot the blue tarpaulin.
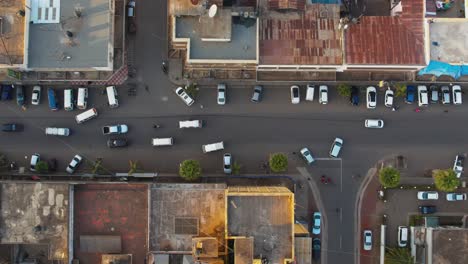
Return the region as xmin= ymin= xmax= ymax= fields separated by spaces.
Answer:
xmin=418 ymin=60 xmax=468 ymax=80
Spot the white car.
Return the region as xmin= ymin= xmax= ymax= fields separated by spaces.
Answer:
xmin=366 ymin=86 xmax=377 ymax=109
xmin=417 ymin=191 xmax=439 ymax=200
xmin=223 ymin=153 xmax=232 ymax=174
xmin=329 ymin=137 xmax=343 ymax=158
xmin=363 ymin=230 xmax=372 ymax=251
xmin=312 ymin=212 xmax=321 ymax=235
xmin=318 ymin=85 xmax=328 ymax=104
xmin=384 ymin=89 xmax=394 ymax=108
xmin=365 ymin=119 xmax=384 ymax=128
xmin=66 ymin=154 xmax=83 ymax=174
xmin=453 ymin=154 xmax=464 ymax=178
xmin=441 ymin=86 xmax=450 ymax=104
xmin=290 ymin=85 xmax=300 ymax=104
xmin=446 ymin=193 xmax=467 ymax=201
xmin=175 ymin=87 xmax=194 ymax=106
xmin=300 ymin=147 xmax=315 ymax=165
xmin=417 ymin=85 xmax=428 ymax=107
xmin=217 ymin=83 xmax=226 ymax=105
xmin=31 ymin=86 xmax=41 ymax=105
xmin=452 ymin=85 xmax=462 ymax=105
xmin=30 ymin=153 xmax=40 ymax=171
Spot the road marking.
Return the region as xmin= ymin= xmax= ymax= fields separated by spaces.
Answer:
xmin=315 ymin=157 xmax=342 ymax=161
xmin=340 ymin=235 xmax=342 ymax=249
xmin=340 ymin=207 xmax=343 ymax=223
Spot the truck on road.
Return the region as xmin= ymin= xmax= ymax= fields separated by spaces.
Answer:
xmin=202 ymin=141 xmax=224 ymax=153
xmin=102 ymin=124 xmax=128 ymax=135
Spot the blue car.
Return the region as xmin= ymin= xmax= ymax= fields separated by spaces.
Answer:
xmin=312 ymin=212 xmax=321 ymax=235
xmin=1 ymin=85 xmax=13 ymax=100
xmin=406 ymin=85 xmax=416 ymax=104
xmin=47 ymin=88 xmax=59 ymax=111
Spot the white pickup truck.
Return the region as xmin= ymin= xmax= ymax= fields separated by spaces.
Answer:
xmin=45 ymin=127 xmax=70 ymax=136
xmin=102 ymin=124 xmax=128 ymax=135
xmin=202 ymin=141 xmax=224 ymax=153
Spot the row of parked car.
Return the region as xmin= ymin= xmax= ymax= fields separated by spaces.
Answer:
xmin=299 ymin=137 xmax=343 ymax=165
xmin=30 ymin=153 xmax=83 ymax=174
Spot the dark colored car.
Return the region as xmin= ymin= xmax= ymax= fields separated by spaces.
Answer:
xmin=419 ymin=205 xmax=436 ymax=214
xmin=16 ymin=85 xmax=25 ymax=106
xmin=2 ymin=123 xmax=23 ymax=132
xmin=406 ymin=85 xmax=416 ymax=104
xmin=107 ymin=138 xmax=128 ymax=148
xmin=350 ymin=86 xmax=359 ymax=106
xmin=48 ymin=158 xmax=58 ymax=172
xmin=1 ymin=85 xmax=13 ymax=100
xmin=312 ymin=238 xmax=321 ymax=260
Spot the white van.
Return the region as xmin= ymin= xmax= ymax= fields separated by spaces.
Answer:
xmin=151 ymin=138 xmax=174 ymax=146
xmin=77 ymin=87 xmax=88 ymax=110
xmin=319 ymin=85 xmax=328 ymax=104
xmin=398 ymin=226 xmax=408 ymax=247
xmin=64 ymin=89 xmax=74 ymax=111
xmin=179 ymin=120 xmax=203 ymax=129
xmin=45 ymin=127 xmax=70 ymax=136
xmin=75 ymin=108 xmax=98 ymax=124
xmin=329 ymin=137 xmax=343 ymax=158
xmin=106 ymin=86 xmax=119 ymax=108
xmin=202 ymin=141 xmax=224 ymax=153
xmin=306 ymin=84 xmax=315 ymax=101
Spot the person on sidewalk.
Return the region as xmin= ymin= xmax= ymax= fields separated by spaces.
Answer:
xmin=321 ymin=175 xmax=326 ymax=184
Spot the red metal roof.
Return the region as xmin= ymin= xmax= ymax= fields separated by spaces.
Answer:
xmin=345 ymin=0 xmax=425 ymax=65
xmin=268 ymin=0 xmax=306 ymax=11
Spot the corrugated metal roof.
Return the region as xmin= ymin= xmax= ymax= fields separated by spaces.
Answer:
xmin=268 ymin=0 xmax=306 ymax=10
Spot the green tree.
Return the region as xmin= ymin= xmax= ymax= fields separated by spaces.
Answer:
xmin=337 ymin=83 xmax=352 ymax=97
xmin=232 ymin=162 xmax=241 ymax=175
xmin=90 ymin=158 xmax=105 ymax=175
xmin=35 ymin=161 xmax=49 ymax=174
xmin=128 ymin=160 xmax=140 ymax=175
xmin=385 ymin=247 xmax=414 ymax=264
xmin=179 ymin=160 xmax=202 ymax=181
xmin=269 ymin=153 xmax=288 ymax=173
xmin=394 ymin=83 xmax=407 ymax=97
xmin=433 ymin=169 xmax=459 ymax=192
xmin=379 ymin=167 xmax=400 ymax=188
xmin=185 ymin=83 xmax=199 ymax=98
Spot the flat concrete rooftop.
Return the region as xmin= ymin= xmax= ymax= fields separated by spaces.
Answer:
xmin=432 ymin=228 xmax=468 ymax=264
xmin=27 ymin=0 xmax=112 ymax=69
xmin=430 ymin=21 xmax=468 ymax=64
xmin=0 ymin=0 xmax=25 ymax=65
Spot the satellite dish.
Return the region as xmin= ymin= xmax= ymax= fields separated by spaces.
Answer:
xmin=208 ymin=4 xmax=217 ymax=18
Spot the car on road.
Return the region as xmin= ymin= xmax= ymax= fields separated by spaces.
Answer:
xmin=366 ymin=86 xmax=377 ymax=109
xmin=66 ymin=154 xmax=83 ymax=174
xmin=329 ymin=137 xmax=343 ymax=158
xmin=312 ymin=212 xmax=321 ymax=235
xmin=419 ymin=205 xmax=436 ymax=214
xmin=300 ymin=147 xmax=315 ymax=165
xmin=31 ymin=86 xmax=41 ymax=105
xmin=350 ymin=86 xmax=359 ymax=106
xmin=16 ymin=85 xmax=25 ymax=106
xmin=2 ymin=123 xmax=23 ymax=132
xmin=217 ymin=83 xmax=226 ymax=105
xmin=363 ymin=230 xmax=372 ymax=251
xmin=365 ymin=119 xmax=384 ymax=129
xmin=102 ymin=124 xmax=129 ymax=135
xmin=30 ymin=153 xmax=40 ymax=172
xmin=175 ymin=87 xmax=194 ymax=106
xmin=318 ymin=85 xmax=328 ymax=104
xmin=45 ymin=127 xmax=70 ymax=136
xmin=429 ymin=85 xmax=439 ymax=103
xmin=441 ymin=86 xmax=450 ymax=104
xmin=223 ymin=153 xmax=232 ymax=174
xmin=312 ymin=238 xmax=321 ymax=260
xmin=446 ymin=193 xmax=467 ymax=201
xmin=406 ymin=85 xmax=416 ymax=104
xmin=290 ymin=85 xmax=300 ymax=104
xmin=452 ymin=85 xmax=462 ymax=105
xmin=453 ymin=154 xmax=464 ymax=178
xmin=107 ymin=138 xmax=128 ymax=148
xmin=1 ymin=85 xmax=13 ymax=100
xmin=417 ymin=191 xmax=439 ymax=200
xmin=251 ymin=85 xmax=263 ymax=103
xmin=417 ymin=85 xmax=428 ymax=107
xmin=384 ymin=89 xmax=394 ymax=107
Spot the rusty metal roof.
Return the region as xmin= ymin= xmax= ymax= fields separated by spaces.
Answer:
xmin=345 ymin=0 xmax=425 ymax=65
xmin=268 ymin=0 xmax=306 ymax=10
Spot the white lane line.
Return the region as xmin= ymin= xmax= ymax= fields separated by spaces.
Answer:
xmin=340 ymin=235 xmax=342 ymax=249
xmin=315 ymin=157 xmax=342 ymax=161
xmin=340 ymin=158 xmax=343 ymax=192
xmin=340 ymin=207 xmax=343 ymax=223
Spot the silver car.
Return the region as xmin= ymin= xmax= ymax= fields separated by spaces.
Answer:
xmin=363 ymin=230 xmax=372 ymax=251
xmin=300 ymin=148 xmax=315 ymax=165
xmin=66 ymin=155 xmax=83 ymax=174
xmin=175 ymin=87 xmax=194 ymax=106
xmin=31 ymin=86 xmax=41 ymax=105
xmin=217 ymin=83 xmax=226 ymax=105
xmin=223 ymin=153 xmax=232 ymax=174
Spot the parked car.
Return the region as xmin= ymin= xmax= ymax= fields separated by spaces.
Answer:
xmin=363 ymin=230 xmax=372 ymax=251
xmin=406 ymin=85 xmax=416 ymax=104
xmin=30 ymin=153 xmax=40 ymax=172
xmin=384 ymin=89 xmax=394 ymax=107
xmin=102 ymin=124 xmax=128 ymax=135
xmin=419 ymin=205 xmax=436 ymax=214
xmin=107 ymin=138 xmax=128 ymax=148
xmin=66 ymin=154 xmax=83 ymax=174
xmin=441 ymin=86 xmax=450 ymax=104
xmin=2 ymin=123 xmax=23 ymax=132
xmin=417 ymin=85 xmax=428 ymax=107
xmin=290 ymin=85 xmax=300 ymax=104
xmin=417 ymin=191 xmax=439 ymax=200
xmin=217 ymin=83 xmax=226 ymax=105
xmin=300 ymin=147 xmax=315 ymax=165
xmin=312 ymin=238 xmax=321 ymax=260
xmin=429 ymin=85 xmax=439 ymax=103
xmin=350 ymin=86 xmax=359 ymax=106
xmin=312 ymin=212 xmax=321 ymax=235
xmin=1 ymin=85 xmax=13 ymax=100
xmin=365 ymin=119 xmax=384 ymax=128
xmin=127 ymin=0 xmax=136 ymax=17
xmin=453 ymin=154 xmax=465 ymax=178
xmin=329 ymin=137 xmax=343 ymax=158
xmin=398 ymin=226 xmax=408 ymax=247
xmin=318 ymin=85 xmax=328 ymax=104
xmin=452 ymin=85 xmax=462 ymax=105
xmin=446 ymin=193 xmax=467 ymax=201
xmin=223 ymin=153 xmax=232 ymax=174
xmin=306 ymin=84 xmax=314 ymax=101
xmin=251 ymin=85 xmax=263 ymax=103
xmin=31 ymin=86 xmax=41 ymax=105
xmin=366 ymin=86 xmax=377 ymax=109
xmin=16 ymin=85 xmax=25 ymax=106
xmin=175 ymin=87 xmax=194 ymax=106
xmin=179 ymin=120 xmax=203 ymax=128
xmin=48 ymin=158 xmax=57 ymax=172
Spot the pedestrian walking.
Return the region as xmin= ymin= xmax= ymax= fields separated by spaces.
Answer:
xmin=320 ymin=175 xmax=326 ymax=184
